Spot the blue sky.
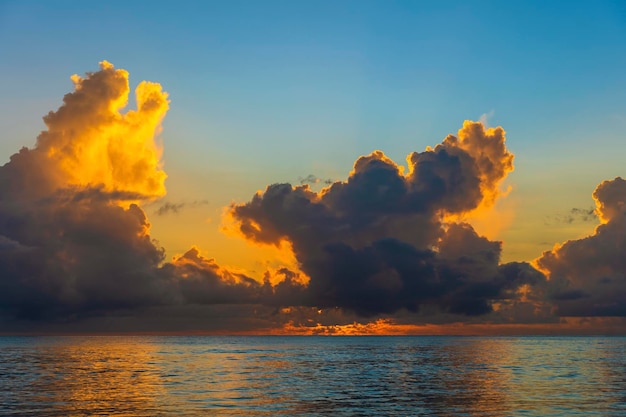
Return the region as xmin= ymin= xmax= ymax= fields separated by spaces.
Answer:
xmin=1 ymin=0 xmax=625 ymax=267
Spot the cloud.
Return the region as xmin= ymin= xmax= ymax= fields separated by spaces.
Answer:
xmin=0 ymin=62 xmax=310 ymax=326
xmin=478 ymin=110 xmax=495 ymax=128
xmin=154 ymin=200 xmax=209 ymax=216
xmin=162 ymin=247 xmax=307 ymax=307
xmin=1 ymin=61 xmax=168 ymax=202
xmin=166 ymin=246 xmax=263 ymax=304
xmin=536 ymin=177 xmax=626 ymax=316
xmin=155 ymin=201 xmax=186 ymax=216
xmin=545 ymin=207 xmax=597 ymax=225
xmin=2 ymin=82 xmax=533 ymax=327
xmin=0 ymin=196 xmax=170 ymax=320
xmin=0 ymin=62 xmax=171 ymax=320
xmin=4 ymin=61 xmax=624 ymax=334
xmin=228 ymin=121 xmax=533 ymax=317
xmin=298 ymin=174 xmax=332 ymax=186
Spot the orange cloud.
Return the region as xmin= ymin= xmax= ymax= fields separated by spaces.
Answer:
xmin=37 ymin=60 xmax=168 ymax=201
xmin=264 ymin=316 xmax=626 ymax=336
xmin=0 ymin=62 xmax=172 ymax=321
xmin=441 ymin=122 xmax=515 ymax=238
xmin=5 ymin=61 xmax=626 ymax=335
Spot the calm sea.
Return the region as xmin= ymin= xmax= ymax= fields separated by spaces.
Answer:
xmin=0 ymin=336 xmax=625 ymax=416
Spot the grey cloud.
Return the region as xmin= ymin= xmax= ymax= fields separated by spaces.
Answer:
xmin=545 ymin=207 xmax=597 ymax=225
xmin=154 ymin=200 xmax=209 ymax=216
xmin=229 ymin=122 xmax=533 ymax=317
xmin=537 ymin=177 xmax=626 ymax=316
xmin=11 ymin=61 xmax=624 ymax=333
xmin=298 ymin=174 xmax=333 ymax=186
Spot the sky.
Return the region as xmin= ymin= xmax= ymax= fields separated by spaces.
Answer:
xmin=0 ymin=0 xmax=625 ymax=334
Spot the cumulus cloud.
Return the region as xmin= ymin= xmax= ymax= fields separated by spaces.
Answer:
xmin=0 ymin=62 xmax=305 ymax=323
xmin=0 ymin=62 xmax=171 ymax=320
xmin=228 ymin=121 xmax=533 ymax=317
xmin=2 ymin=78 xmax=534 ymax=327
xmin=536 ymin=177 xmax=626 ymax=316
xmin=2 ymin=61 xmax=168 ymax=202
xmin=4 ymin=61 xmax=623 ymax=333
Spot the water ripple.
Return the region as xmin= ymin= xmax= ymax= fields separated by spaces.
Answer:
xmin=1 ymin=336 xmax=625 ymax=416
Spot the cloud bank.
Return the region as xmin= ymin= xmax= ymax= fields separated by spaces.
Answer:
xmin=0 ymin=62 xmax=303 ymax=324
xmin=0 ymin=62 xmax=624 ymax=333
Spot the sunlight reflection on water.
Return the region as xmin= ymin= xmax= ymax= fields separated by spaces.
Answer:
xmin=1 ymin=336 xmax=625 ymax=416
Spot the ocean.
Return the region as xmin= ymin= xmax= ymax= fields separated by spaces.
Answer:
xmin=0 ymin=336 xmax=624 ymax=416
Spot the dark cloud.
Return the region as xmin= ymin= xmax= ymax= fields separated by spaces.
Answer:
xmin=537 ymin=177 xmax=626 ymax=316
xmin=3 ymin=85 xmax=535 ymax=327
xmin=0 ymin=62 xmax=171 ymax=321
xmin=569 ymin=208 xmax=597 ymax=223
xmin=155 ymin=202 xmax=186 ymax=216
xmin=545 ymin=207 xmax=597 ymax=225
xmin=6 ymin=61 xmax=625 ymax=333
xmin=0 ymin=63 xmax=304 ymax=324
xmin=0 ymin=195 xmax=170 ymax=320
xmin=161 ymin=247 xmax=306 ymax=307
xmin=229 ymin=122 xmax=536 ymax=317
xmin=154 ymin=200 xmax=209 ymax=216
xmin=298 ymin=174 xmax=332 ymax=186
xmin=166 ymin=247 xmax=263 ymax=304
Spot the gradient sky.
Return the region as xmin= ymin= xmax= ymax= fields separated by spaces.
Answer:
xmin=1 ymin=0 xmax=625 ymax=334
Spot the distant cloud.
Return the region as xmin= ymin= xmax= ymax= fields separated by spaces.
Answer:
xmin=298 ymin=174 xmax=333 ymax=186
xmin=154 ymin=200 xmax=209 ymax=216
xmin=545 ymin=207 xmax=597 ymax=225
xmin=155 ymin=202 xmax=185 ymax=216
xmin=478 ymin=110 xmax=495 ymax=128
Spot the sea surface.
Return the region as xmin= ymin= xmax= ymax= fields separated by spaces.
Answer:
xmin=0 ymin=336 xmax=625 ymax=416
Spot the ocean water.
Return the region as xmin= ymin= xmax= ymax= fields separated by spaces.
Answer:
xmin=0 ymin=336 xmax=625 ymax=416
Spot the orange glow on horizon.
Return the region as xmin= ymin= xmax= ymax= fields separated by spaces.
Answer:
xmin=4 ymin=316 xmax=625 ymax=336
xmin=254 ymin=316 xmax=626 ymax=336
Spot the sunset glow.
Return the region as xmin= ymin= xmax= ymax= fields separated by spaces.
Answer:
xmin=39 ymin=61 xmax=168 ymax=202
xmin=0 ymin=60 xmax=624 ymax=336
xmin=1 ymin=1 xmax=625 ymax=336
